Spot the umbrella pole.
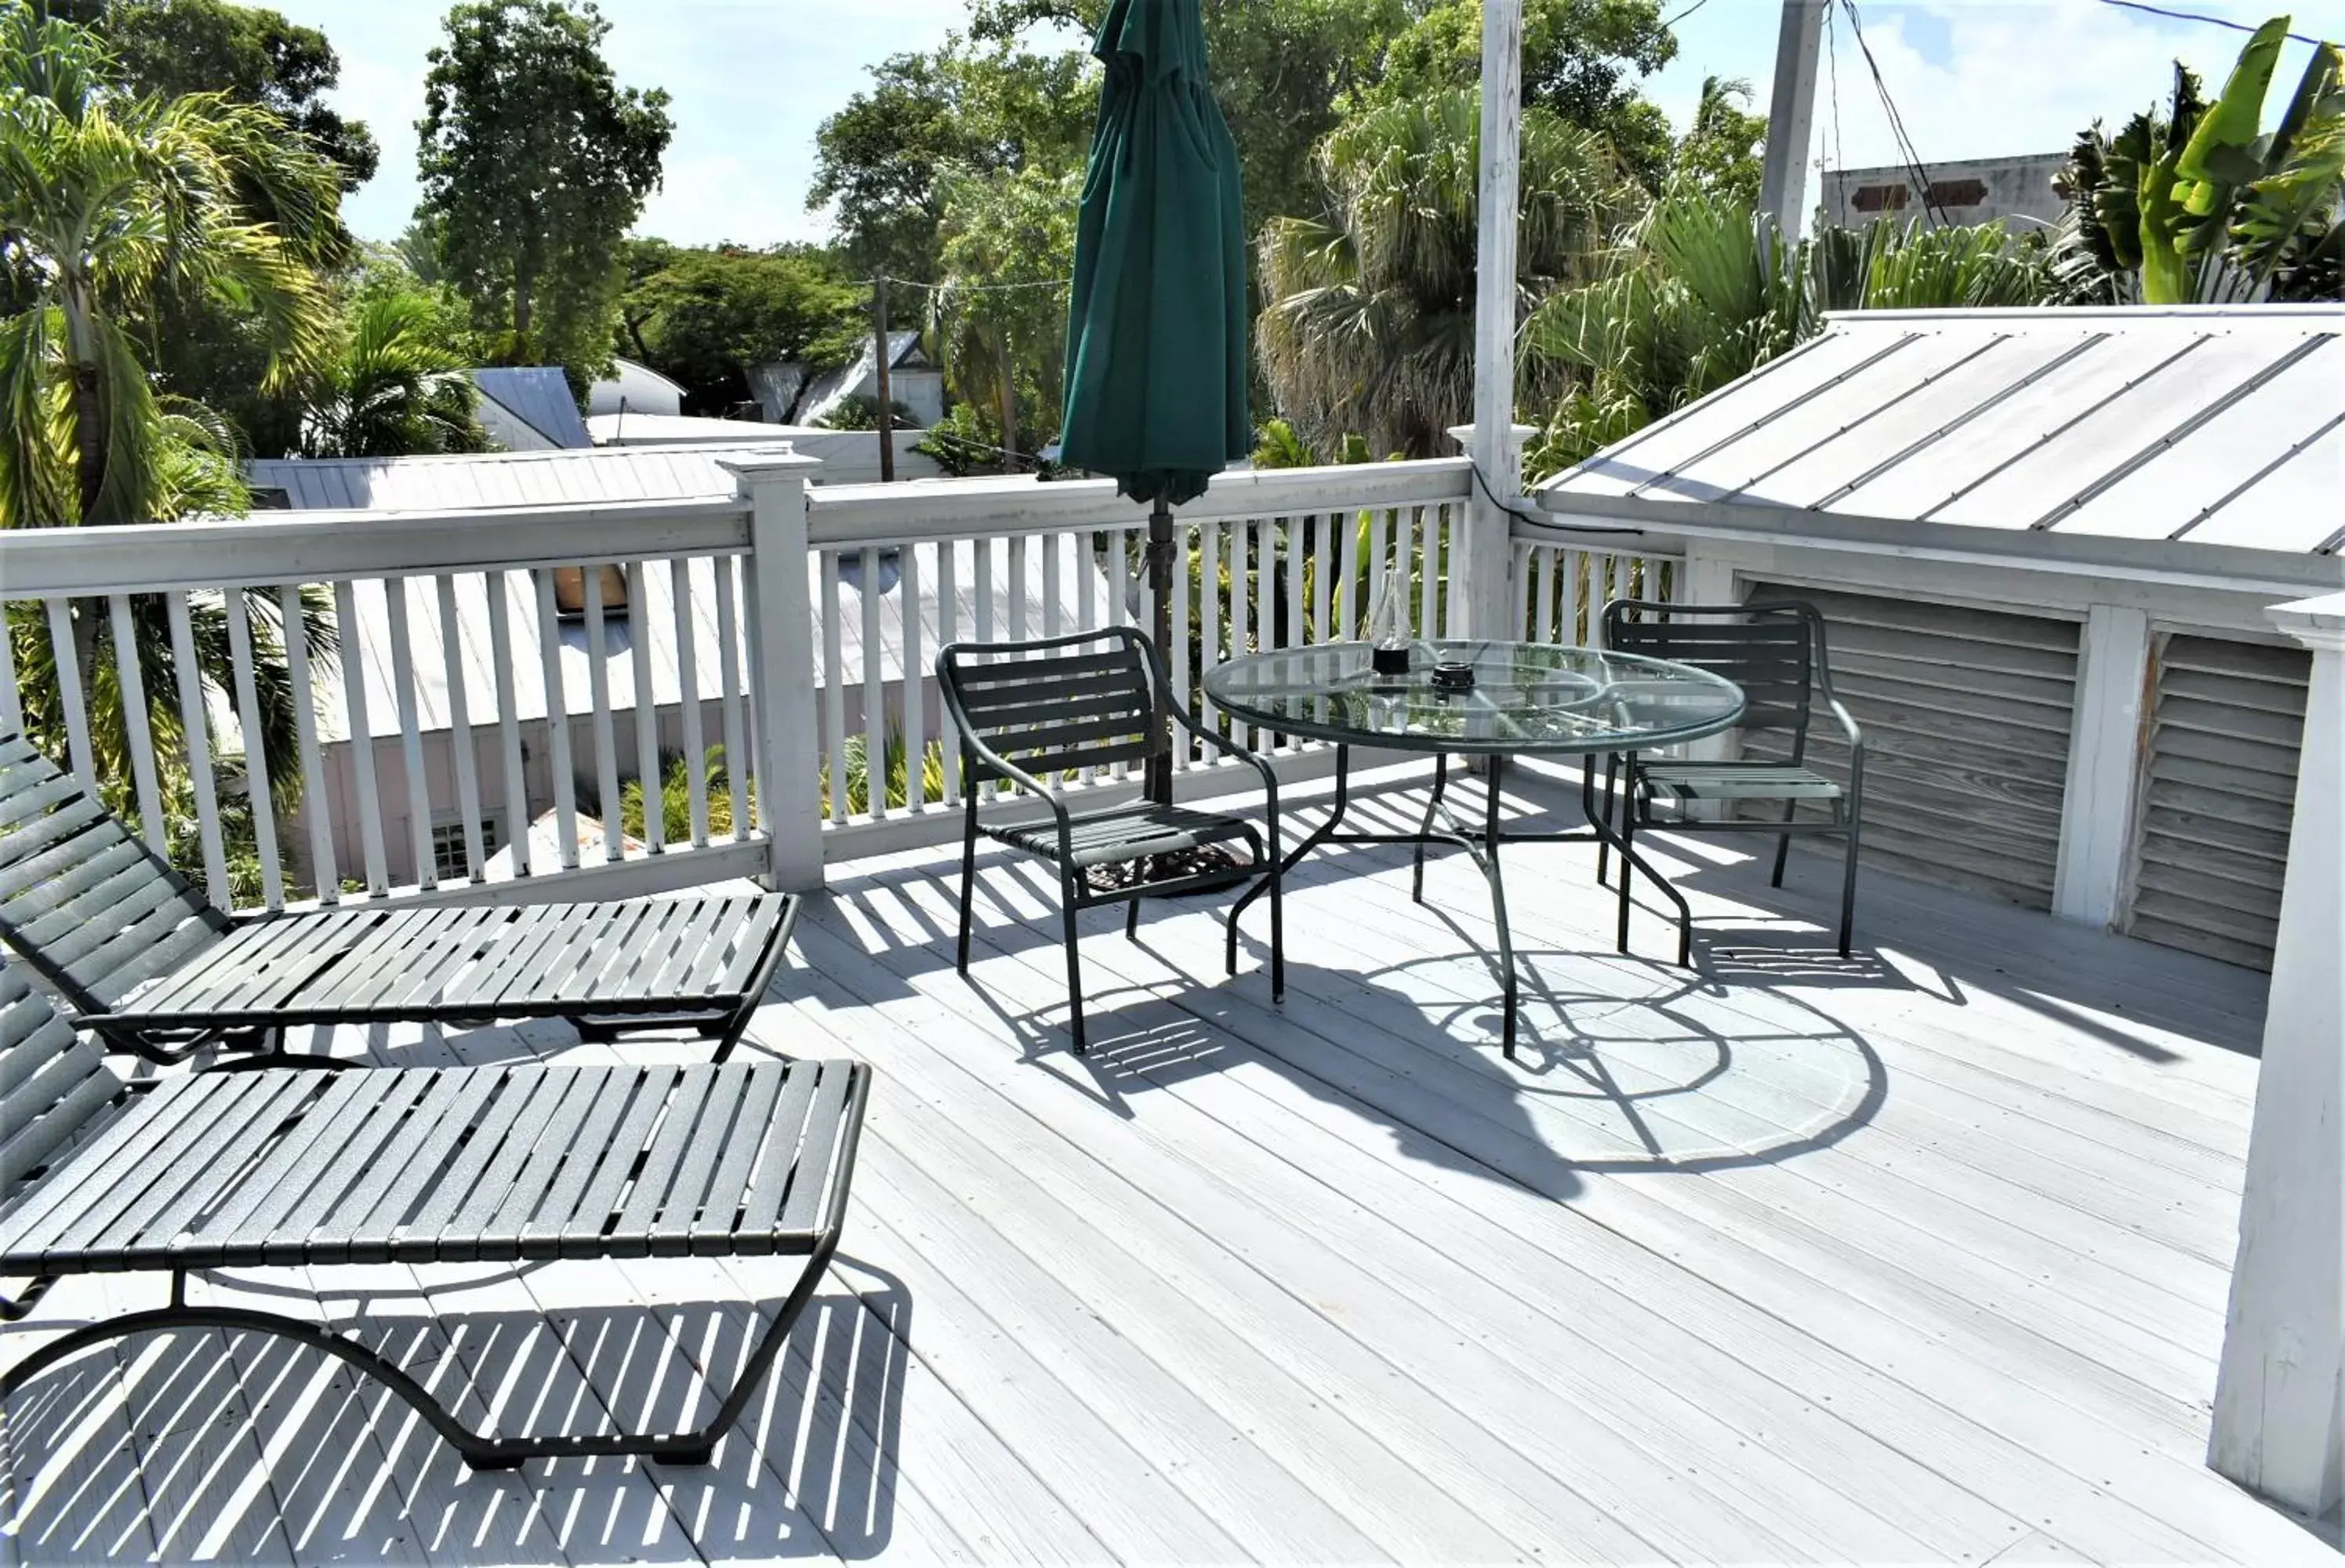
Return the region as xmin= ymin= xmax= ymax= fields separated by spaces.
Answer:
xmin=1147 ymin=495 xmax=1176 ymax=806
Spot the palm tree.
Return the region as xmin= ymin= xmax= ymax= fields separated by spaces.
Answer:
xmin=0 ymin=10 xmax=339 ymax=873
xmin=1523 ymin=184 xmax=2053 ymax=474
xmin=1257 ymin=87 xmax=1634 ymax=461
xmin=300 ymin=290 xmax=486 ymax=458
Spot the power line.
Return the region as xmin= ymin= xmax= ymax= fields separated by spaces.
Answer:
xmin=1839 ymin=0 xmax=1946 ymax=227
xmin=2091 ymin=0 xmax=2325 ymax=46
xmin=1661 ymin=0 xmax=1715 ymax=27
xmin=881 ymin=274 xmax=1071 ymax=296
xmin=1825 ymin=0 xmax=1847 ymax=228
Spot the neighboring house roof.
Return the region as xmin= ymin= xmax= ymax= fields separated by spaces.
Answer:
xmin=468 ymin=367 xmax=592 ymax=449
xmin=249 ymin=443 xmax=803 ymax=509
xmin=1536 ymin=305 xmax=2345 ymax=561
xmin=583 ymin=416 xmax=944 ymax=483
xmin=243 ymin=446 xmax=1092 ymax=745
xmin=586 ymin=357 xmax=688 ymax=417
xmin=790 ymin=329 xmax=929 ymax=427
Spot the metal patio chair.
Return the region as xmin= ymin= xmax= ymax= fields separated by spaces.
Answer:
xmin=0 ymin=731 xmax=795 ymax=1065
xmin=0 ymin=957 xmax=867 ymax=1469
xmin=1599 ymin=599 xmax=1864 ymax=959
xmin=936 ymin=626 xmax=1283 ymax=1055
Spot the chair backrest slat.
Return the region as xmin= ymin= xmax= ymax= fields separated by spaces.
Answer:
xmin=937 ymin=630 xmax=1161 ymax=786
xmin=1602 ymin=601 xmax=1824 ymax=737
xmin=0 ymin=734 xmax=227 ymax=1014
xmin=0 ymin=961 xmax=127 ymax=1195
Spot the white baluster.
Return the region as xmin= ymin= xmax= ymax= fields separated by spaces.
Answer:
xmin=222 ymin=590 xmax=284 ymax=909
xmin=671 ymin=556 xmax=709 ymax=848
xmin=165 ymin=592 xmax=230 ymax=904
xmin=626 ymin=558 xmax=662 ymax=854
xmin=531 ymin=568 xmax=580 ymax=872
xmin=107 ymin=594 xmax=167 ymax=848
xmin=486 ymin=571 xmax=531 ymax=876
xmin=277 ymin=583 xmax=337 ymax=901
xmin=435 ymin=574 xmax=485 ymax=879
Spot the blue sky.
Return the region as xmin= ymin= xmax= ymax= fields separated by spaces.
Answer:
xmin=274 ymin=0 xmax=2345 ymax=252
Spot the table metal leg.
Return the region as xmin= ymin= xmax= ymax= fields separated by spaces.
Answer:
xmin=1229 ymin=745 xmax=1354 ymax=931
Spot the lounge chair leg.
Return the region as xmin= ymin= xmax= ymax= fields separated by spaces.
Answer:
xmin=1594 ymin=755 xmax=1617 ymax=886
xmin=0 ymin=1236 xmax=845 ymax=1471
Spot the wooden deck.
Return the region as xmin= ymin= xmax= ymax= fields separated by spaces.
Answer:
xmin=5 ymin=764 xmax=2338 ymax=1565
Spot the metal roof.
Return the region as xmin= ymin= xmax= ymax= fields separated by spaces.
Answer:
xmin=468 ymin=367 xmax=593 ymax=449
xmin=1536 ymin=306 xmax=2345 ymax=558
xmin=249 ymin=443 xmax=802 ymax=510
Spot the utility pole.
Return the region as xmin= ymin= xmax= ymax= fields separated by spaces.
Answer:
xmin=1758 ymin=0 xmax=1827 ymax=246
xmin=871 ymin=276 xmax=896 ymax=483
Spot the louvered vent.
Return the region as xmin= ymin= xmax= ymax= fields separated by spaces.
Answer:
xmin=2121 ymin=633 xmax=2308 ymax=971
xmin=1741 ymin=583 xmax=2081 ymax=909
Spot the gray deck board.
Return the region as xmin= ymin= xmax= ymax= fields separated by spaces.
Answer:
xmin=6 ymin=768 xmax=2335 ymax=1565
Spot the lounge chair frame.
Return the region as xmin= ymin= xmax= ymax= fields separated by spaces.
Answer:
xmin=0 ymin=732 xmax=794 ymax=1066
xmin=0 ymin=962 xmax=869 ymax=1469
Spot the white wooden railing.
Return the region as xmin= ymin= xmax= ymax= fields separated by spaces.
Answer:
xmin=0 ymin=452 xmax=1681 ymax=912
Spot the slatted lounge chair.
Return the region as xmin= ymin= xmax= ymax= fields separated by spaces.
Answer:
xmin=1598 ymin=599 xmax=1865 ymax=960
xmin=0 ymin=958 xmax=869 ymax=1468
xmin=936 ymin=627 xmax=1283 ymax=1056
xmin=0 ymin=731 xmax=795 ymax=1065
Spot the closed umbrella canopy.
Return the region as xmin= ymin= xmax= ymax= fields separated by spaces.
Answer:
xmin=1058 ymin=0 xmax=1249 ymax=508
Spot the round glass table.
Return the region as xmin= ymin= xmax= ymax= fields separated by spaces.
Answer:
xmin=1205 ymin=640 xmax=1746 ymax=1054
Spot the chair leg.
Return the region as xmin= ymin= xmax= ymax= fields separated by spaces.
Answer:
xmin=1595 ymin=755 xmax=1618 ymax=885
xmin=1062 ymin=873 xmax=1088 ymax=1056
xmin=1616 ymin=790 xmax=1636 ymax=956
xmin=956 ymin=808 xmax=978 ymax=975
xmin=1128 ymin=896 xmax=1143 ymax=942
xmin=1269 ymin=841 xmax=1285 ymax=1004
xmin=1838 ymin=822 xmax=1860 ymax=960
xmin=1770 ymin=798 xmax=1796 ymax=887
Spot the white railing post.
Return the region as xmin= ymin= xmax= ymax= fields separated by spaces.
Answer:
xmin=2209 ymin=590 xmax=2344 ymax=1518
xmin=723 ymin=451 xmax=826 ymax=893
xmin=1450 ymin=422 xmax=1536 ymax=641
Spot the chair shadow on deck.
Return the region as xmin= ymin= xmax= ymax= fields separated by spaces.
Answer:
xmin=2 ymin=1258 xmax=913 ymax=1563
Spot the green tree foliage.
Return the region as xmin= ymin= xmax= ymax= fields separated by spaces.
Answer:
xmin=0 ymin=9 xmax=339 ymax=884
xmin=973 ymin=0 xmax=1410 ymax=236
xmin=1258 ymin=87 xmax=1633 ymax=460
xmin=616 ymin=239 xmax=865 ymax=412
xmin=0 ymin=7 xmax=336 ymax=530
xmin=416 ymin=0 xmax=673 ymax=394
xmin=49 ymin=0 xmax=376 ymax=189
xmin=301 ymin=288 xmax=486 ymax=458
xmin=808 ymin=36 xmax=1091 ymax=284
xmin=934 ymin=163 xmax=1078 ymax=467
xmin=2056 ymin=18 xmax=2343 ymax=303
xmin=1359 ymin=0 xmax=1679 ymax=190
xmin=1524 ymin=186 xmax=2053 ymax=475
xmin=1672 ymin=74 xmax=1765 ymax=206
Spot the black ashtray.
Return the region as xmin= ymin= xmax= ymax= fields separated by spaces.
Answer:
xmin=1429 ymin=658 xmax=1476 ymax=693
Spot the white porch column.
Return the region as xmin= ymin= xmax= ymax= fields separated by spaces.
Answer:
xmin=2053 ymin=603 xmax=2152 ymax=927
xmin=2210 ymin=590 xmax=2345 ymax=1516
xmin=1461 ymin=0 xmax=1524 ymax=641
xmin=723 ymin=451 xmax=827 ymax=894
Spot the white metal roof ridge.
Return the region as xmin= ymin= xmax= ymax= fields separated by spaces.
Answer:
xmin=1537 ymin=304 xmax=2345 ymax=567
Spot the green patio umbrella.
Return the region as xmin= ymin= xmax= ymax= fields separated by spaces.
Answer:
xmin=1058 ymin=0 xmax=1249 ymax=803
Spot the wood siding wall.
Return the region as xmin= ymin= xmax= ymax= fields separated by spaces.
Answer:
xmin=1741 ymin=582 xmax=2081 ymax=910
xmin=2121 ymin=633 xmax=2311 ymax=971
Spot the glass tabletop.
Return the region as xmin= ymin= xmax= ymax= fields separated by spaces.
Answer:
xmin=1203 ymin=640 xmax=1746 ymax=755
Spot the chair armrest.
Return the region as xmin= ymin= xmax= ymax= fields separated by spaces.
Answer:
xmin=960 ymin=735 xmax=1077 ymax=857
xmin=1171 ymin=697 xmax=1281 ymax=808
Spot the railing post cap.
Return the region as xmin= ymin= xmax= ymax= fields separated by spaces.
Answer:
xmin=2270 ymin=590 xmax=2345 ymax=654
xmin=719 ymin=449 xmax=825 ymax=485
xmin=1447 ymin=423 xmax=1539 ymax=449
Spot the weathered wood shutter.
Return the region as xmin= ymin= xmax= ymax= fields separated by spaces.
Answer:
xmin=1740 ymin=583 xmax=2080 ymax=909
xmin=2120 ymin=633 xmax=2309 ymax=971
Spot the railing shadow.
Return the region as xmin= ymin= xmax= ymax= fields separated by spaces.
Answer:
xmin=2 ymin=1265 xmax=913 ymax=1563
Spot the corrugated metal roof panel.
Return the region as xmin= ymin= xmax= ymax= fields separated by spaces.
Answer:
xmin=469 ymin=367 xmax=592 ymax=448
xmin=1536 ymin=306 xmax=2345 ymax=559
xmin=247 ymin=444 xmax=800 ymax=510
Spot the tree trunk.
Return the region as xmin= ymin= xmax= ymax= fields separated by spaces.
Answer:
xmin=996 ymin=360 xmax=1018 ymax=476
xmin=514 ymin=266 xmax=534 ymax=356
xmin=64 ymin=294 xmax=111 ymax=732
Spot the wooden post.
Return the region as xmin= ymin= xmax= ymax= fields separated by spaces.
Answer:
xmin=2210 ymin=590 xmax=2345 ymax=1517
xmin=1463 ymin=0 xmax=1523 ymax=641
xmin=873 ymin=277 xmax=896 ymax=484
xmin=2053 ymin=603 xmax=2151 ymax=927
xmin=1759 ymin=0 xmax=1826 ymax=246
xmin=722 ymin=448 xmax=827 ymax=893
